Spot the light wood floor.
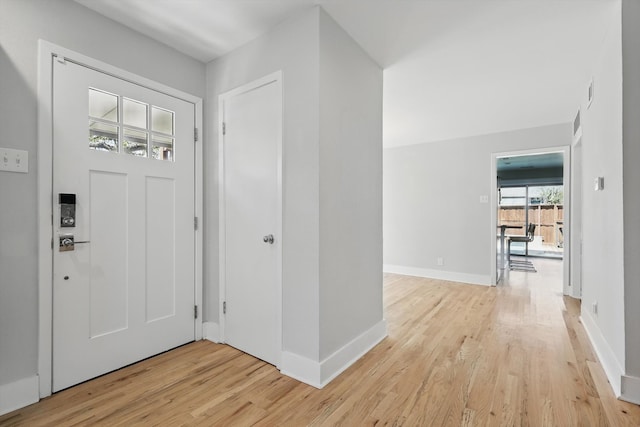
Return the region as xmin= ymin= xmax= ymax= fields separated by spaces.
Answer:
xmin=2 ymin=260 xmax=639 ymax=426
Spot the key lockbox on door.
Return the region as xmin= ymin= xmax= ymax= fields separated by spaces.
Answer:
xmin=59 ymin=235 xmax=74 ymax=252
xmin=59 ymin=193 xmax=76 ymax=227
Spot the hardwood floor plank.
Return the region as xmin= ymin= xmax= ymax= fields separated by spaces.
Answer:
xmin=2 ymin=259 xmax=639 ymax=426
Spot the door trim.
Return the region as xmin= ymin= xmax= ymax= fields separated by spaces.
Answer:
xmin=37 ymin=40 xmax=203 ymax=398
xmin=218 ymin=71 xmax=283 ymax=367
xmin=490 ymin=145 xmax=571 ymax=293
xmin=570 ymin=137 xmax=583 ymax=299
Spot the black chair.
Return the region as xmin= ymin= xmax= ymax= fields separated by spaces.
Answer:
xmin=507 ymin=223 xmax=536 ymax=272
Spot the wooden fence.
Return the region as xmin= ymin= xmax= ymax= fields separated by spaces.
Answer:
xmin=499 ymin=204 xmax=564 ymax=246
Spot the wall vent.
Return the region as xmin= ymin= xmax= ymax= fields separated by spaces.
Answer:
xmin=573 ymin=108 xmax=583 ymax=145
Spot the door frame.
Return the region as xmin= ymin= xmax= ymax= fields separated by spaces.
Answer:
xmin=217 ymin=72 xmax=283 ymax=366
xmin=490 ymin=145 xmax=571 ymax=295
xmin=570 ymin=135 xmax=583 ymax=299
xmin=37 ymin=41 xmax=204 ymax=398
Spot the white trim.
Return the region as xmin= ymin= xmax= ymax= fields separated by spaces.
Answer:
xmin=280 ymin=352 xmax=322 ymax=389
xmin=319 ymin=319 xmax=387 ymax=386
xmin=384 ymin=264 xmax=491 ymax=287
xmin=37 ymin=40 xmax=54 ymax=399
xmin=562 ymin=147 xmax=572 ymax=295
xmin=218 ymin=71 xmax=284 ymax=366
xmin=570 ymin=137 xmax=583 ymax=299
xmin=37 ymin=40 xmax=203 ymax=399
xmin=580 ymin=311 xmax=623 ymax=397
xmin=490 ymin=146 xmax=571 ymax=292
xmin=491 ymin=154 xmax=499 ymax=285
xmin=280 ymin=320 xmax=388 ymax=389
xmin=203 ymin=322 xmax=220 ymax=343
xmin=194 ymin=98 xmax=204 ymax=341
xmin=621 ymin=375 xmax=640 ymax=405
xmin=0 ymin=375 xmax=39 ymax=416
xmin=218 ymin=94 xmax=226 ymax=343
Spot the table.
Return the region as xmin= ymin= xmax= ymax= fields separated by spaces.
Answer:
xmin=498 ymin=224 xmax=523 ymax=271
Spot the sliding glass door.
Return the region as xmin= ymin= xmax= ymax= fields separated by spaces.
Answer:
xmin=499 ymin=185 xmax=563 ymax=258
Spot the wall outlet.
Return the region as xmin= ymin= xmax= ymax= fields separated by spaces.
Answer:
xmin=479 ymin=195 xmax=489 ymax=204
xmin=592 ymin=301 xmax=598 ymax=315
xmin=437 ymin=257 xmax=444 ymax=266
xmin=0 ymin=147 xmax=29 ymax=173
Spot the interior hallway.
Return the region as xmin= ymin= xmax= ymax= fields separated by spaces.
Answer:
xmin=2 ymin=266 xmax=638 ymax=426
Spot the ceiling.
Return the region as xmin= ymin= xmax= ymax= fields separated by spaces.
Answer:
xmin=75 ymin=0 xmax=616 ymax=147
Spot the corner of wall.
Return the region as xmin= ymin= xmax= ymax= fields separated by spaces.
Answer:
xmin=319 ymin=319 xmax=387 ymax=386
xmin=280 ymin=351 xmax=322 ymax=389
xmin=281 ymin=319 xmax=387 ymax=389
xmin=0 ymin=375 xmax=39 ymax=417
xmin=621 ymin=375 xmax=640 ymax=405
xmin=203 ymin=322 xmax=220 ymax=343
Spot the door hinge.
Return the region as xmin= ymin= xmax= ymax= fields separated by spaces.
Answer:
xmin=194 ymin=127 xmax=199 ymax=142
xmin=222 ymin=122 xmax=226 ymax=136
xmin=194 ymin=305 xmax=198 ymax=319
xmin=194 ymin=216 xmax=198 ymax=230
xmin=223 ymin=301 xmax=226 ymax=314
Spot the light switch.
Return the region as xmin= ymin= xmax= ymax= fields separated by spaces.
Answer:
xmin=594 ymin=176 xmax=604 ymax=191
xmin=0 ymin=148 xmax=28 ymax=174
xmin=479 ymin=195 xmax=489 ymax=203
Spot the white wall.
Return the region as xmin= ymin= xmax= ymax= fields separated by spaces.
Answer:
xmin=383 ymin=123 xmax=571 ymax=285
xmin=0 ymin=0 xmax=205 ymax=394
xmin=621 ymin=0 xmax=640 ymax=399
xmin=318 ymin=10 xmax=383 ymax=361
xmin=206 ymin=8 xmax=321 ymax=361
xmin=207 ymin=8 xmax=385 ymax=385
xmin=577 ymin=0 xmax=626 ymax=396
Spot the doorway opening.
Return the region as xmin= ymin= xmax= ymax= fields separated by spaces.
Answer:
xmin=491 ymin=147 xmax=570 ymax=294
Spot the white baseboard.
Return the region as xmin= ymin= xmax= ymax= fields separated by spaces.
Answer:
xmin=320 ymin=319 xmax=387 ymax=386
xmin=0 ymin=375 xmax=39 ymax=416
xmin=280 ymin=351 xmax=322 ymax=388
xmin=280 ymin=319 xmax=388 ymax=389
xmin=580 ymin=310 xmax=623 ymax=397
xmin=383 ymin=264 xmax=491 ymax=286
xmin=621 ymin=375 xmax=640 ymax=405
xmin=203 ymin=321 xmax=220 ymax=343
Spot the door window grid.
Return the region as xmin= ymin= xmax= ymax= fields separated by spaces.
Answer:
xmin=88 ymin=88 xmax=175 ymax=161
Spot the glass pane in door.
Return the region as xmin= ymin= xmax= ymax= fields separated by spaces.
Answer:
xmin=499 ymin=187 xmax=527 ymax=256
xmin=527 ymin=185 xmax=563 ymax=258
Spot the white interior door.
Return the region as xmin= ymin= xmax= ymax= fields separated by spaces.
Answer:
xmin=52 ymin=59 xmax=196 ymax=391
xmin=221 ymin=74 xmax=281 ymax=366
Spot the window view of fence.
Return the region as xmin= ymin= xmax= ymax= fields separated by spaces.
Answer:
xmin=499 ymin=185 xmax=563 ymax=258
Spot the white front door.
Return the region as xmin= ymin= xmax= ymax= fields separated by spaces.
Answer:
xmin=52 ymin=59 xmax=196 ymax=391
xmin=221 ymin=74 xmax=282 ymax=366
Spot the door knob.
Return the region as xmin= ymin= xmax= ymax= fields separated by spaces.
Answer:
xmin=263 ymin=234 xmax=274 ymax=244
